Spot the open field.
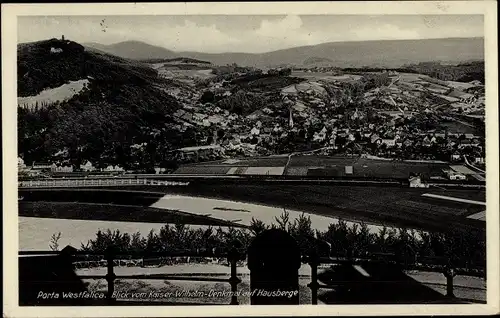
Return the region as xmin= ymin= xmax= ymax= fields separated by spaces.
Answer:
xmin=174 ymin=166 xmax=232 ymax=175
xmin=18 ymin=79 xmax=89 ymax=108
xmin=291 ymin=71 xmax=363 ymax=82
xmin=396 ymin=73 xmax=425 ymax=82
xmin=183 ymin=157 xmax=289 ymax=168
xmin=156 ymin=67 xmax=215 ymax=81
xmin=439 ymin=120 xmax=480 ymax=134
xmin=467 ymin=211 xmax=486 ymax=221
xmin=445 ymin=80 xmax=477 ymax=91
xmin=290 ymin=156 xmax=449 ymax=179
xmin=178 ymin=156 xmax=452 ymax=179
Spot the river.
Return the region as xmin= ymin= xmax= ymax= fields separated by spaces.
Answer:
xmin=19 ymin=194 xmax=387 ymax=251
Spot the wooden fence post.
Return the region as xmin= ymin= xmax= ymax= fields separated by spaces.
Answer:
xmin=307 ymin=252 xmax=319 ymax=305
xmin=444 ymin=267 xmax=456 ymax=298
xmin=105 ymin=247 xmax=117 ymax=304
xmin=228 ymin=246 xmax=241 ymax=305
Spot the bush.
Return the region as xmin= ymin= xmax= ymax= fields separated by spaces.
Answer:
xmin=199 ymin=91 xmax=215 ymax=104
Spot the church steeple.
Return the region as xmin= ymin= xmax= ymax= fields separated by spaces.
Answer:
xmin=288 ymin=106 xmax=294 ymax=128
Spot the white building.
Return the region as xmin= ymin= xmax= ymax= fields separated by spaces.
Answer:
xmin=250 ymin=127 xmax=260 ymax=136
xmin=80 ymin=161 xmax=95 ymax=172
xmin=154 ymin=167 xmax=167 ymax=174
xmin=443 ymin=169 xmax=466 ymax=181
xmin=313 ymin=130 xmax=326 ymax=142
xmin=50 ymin=47 xmax=63 ymax=54
xmin=409 ymin=176 xmax=429 ymax=188
xmin=345 ymin=166 xmax=353 ymax=175
xmin=474 ymin=157 xmax=485 ymax=164
xmin=51 ymin=164 xmax=74 ymax=172
xmin=262 ymin=107 xmax=273 ymax=115
xmin=18 ymin=157 xmax=26 ymax=169
xmin=32 ymin=162 xmax=52 ymax=171
xmin=104 ymin=165 xmax=125 ymax=172
xmin=381 ymin=139 xmax=396 ymax=147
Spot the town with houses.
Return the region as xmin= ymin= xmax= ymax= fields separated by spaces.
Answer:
xmin=19 ymin=61 xmax=485 ymax=185
xmin=17 ymin=37 xmax=486 ymax=186
xmin=19 ymin=64 xmax=486 ymax=185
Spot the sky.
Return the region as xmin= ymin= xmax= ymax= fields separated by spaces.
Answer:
xmin=18 ymin=15 xmax=484 ymax=53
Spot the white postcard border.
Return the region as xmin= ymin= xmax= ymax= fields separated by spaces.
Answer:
xmin=3 ymin=1 xmax=499 ymax=317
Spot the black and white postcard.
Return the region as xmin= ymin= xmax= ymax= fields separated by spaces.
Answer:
xmin=2 ymin=1 xmax=499 ymax=317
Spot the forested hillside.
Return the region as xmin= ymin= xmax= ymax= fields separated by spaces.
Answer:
xmin=18 ymin=38 xmax=182 ymax=169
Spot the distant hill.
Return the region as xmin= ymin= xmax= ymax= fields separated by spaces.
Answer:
xmin=84 ymin=40 xmax=176 ymax=60
xmin=85 ymin=37 xmax=484 ymax=68
xmin=18 ymin=38 xmax=182 ymax=168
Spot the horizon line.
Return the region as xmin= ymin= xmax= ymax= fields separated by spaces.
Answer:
xmin=19 ymin=36 xmax=484 ymax=55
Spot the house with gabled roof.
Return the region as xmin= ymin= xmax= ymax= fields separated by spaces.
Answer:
xmin=458 ymin=139 xmax=474 ymax=149
xmin=370 ymin=133 xmax=381 ymax=144
xmin=422 ymin=135 xmax=432 ymax=147
xmin=451 ymin=152 xmax=461 ymax=162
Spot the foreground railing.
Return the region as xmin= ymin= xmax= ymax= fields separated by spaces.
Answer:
xmin=18 ymin=178 xmax=190 ymax=188
xmin=19 ymin=247 xmax=243 ymax=305
xmin=19 ymin=247 xmax=486 ymax=305
xmin=304 ymin=253 xmax=486 ymax=305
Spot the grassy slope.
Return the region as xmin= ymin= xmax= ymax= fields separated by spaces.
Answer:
xmin=18 ymin=79 xmax=90 ymax=108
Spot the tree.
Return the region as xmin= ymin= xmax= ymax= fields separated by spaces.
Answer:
xmin=279 ymin=68 xmax=292 ymax=76
xmin=200 ymin=91 xmax=215 ymax=104
xmin=354 ymin=222 xmax=375 ymax=256
xmin=322 ymin=219 xmax=350 ymax=256
xmin=288 ymin=213 xmax=315 ymax=254
xmin=217 ymin=129 xmax=225 ymax=139
xmin=275 ymin=210 xmax=291 ymax=232
xmin=49 ymin=232 xmax=62 ymax=251
xmin=130 ymin=232 xmax=147 ymax=252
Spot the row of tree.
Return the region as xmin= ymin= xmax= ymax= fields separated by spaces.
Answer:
xmin=77 ymin=211 xmax=485 ymax=270
xmin=402 ymin=62 xmax=485 ymax=83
